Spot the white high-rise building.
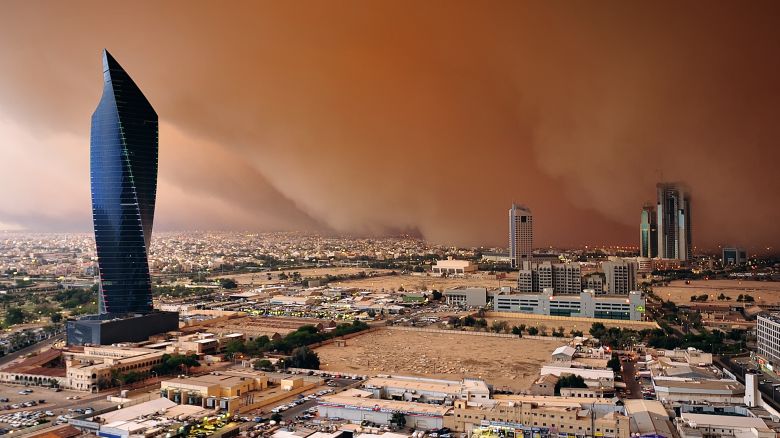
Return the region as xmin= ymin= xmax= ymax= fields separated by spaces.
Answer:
xmin=656 ymin=183 xmax=692 ymax=260
xmin=517 ymin=261 xmax=582 ymax=294
xmin=509 ymin=204 xmax=533 ymax=268
xmin=603 ymin=259 xmax=638 ymax=295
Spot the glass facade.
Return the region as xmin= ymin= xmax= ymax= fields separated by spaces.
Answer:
xmin=90 ymin=50 xmax=157 ymax=315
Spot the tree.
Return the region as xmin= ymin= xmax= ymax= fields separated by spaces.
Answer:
xmin=607 ymin=354 xmax=622 ymax=373
xmin=390 ymin=412 xmax=407 ymax=428
xmin=527 ymin=327 xmax=539 ymax=336
xmin=718 ymin=293 xmax=727 ymax=301
xmin=690 ymin=295 xmax=698 ymax=302
xmin=589 ymin=322 xmax=607 ymax=339
xmin=511 ymin=326 xmax=523 ymax=336
xmin=697 ymin=294 xmax=708 ymax=302
xmin=475 ymin=318 xmax=488 ymax=330
xmin=491 ymin=320 xmax=508 ymax=333
xmin=431 ymin=290 xmax=442 ymax=301
xmin=50 ymin=312 xmax=63 ymax=323
xmin=224 ymin=340 xmax=246 ymax=359
xmin=538 ymin=325 xmax=548 ymax=336
xmin=736 ymin=294 xmax=744 ymax=302
xmin=744 ymin=294 xmax=755 ymax=303
xmin=447 ymin=316 xmax=461 ymax=327
xmin=570 ymin=329 xmax=584 ymax=337
xmin=254 ymin=359 xmax=274 ymax=371
xmin=289 ymin=346 xmax=320 ymax=369
xmin=554 ymin=374 xmax=587 ymax=396
xmin=218 ymin=278 xmax=238 ymax=289
xmin=4 ymin=308 xmax=26 ymax=326
xmin=271 ymin=413 xmax=283 ymax=423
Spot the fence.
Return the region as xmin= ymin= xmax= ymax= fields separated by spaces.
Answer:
xmin=383 ymin=325 xmax=559 ymax=341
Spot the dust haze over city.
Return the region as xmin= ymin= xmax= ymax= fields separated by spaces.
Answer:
xmin=0 ymin=1 xmax=779 ymax=251
xmin=2 ymin=3 xmax=780 ymax=438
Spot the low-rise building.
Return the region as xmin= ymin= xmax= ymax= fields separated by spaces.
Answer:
xmin=446 ymin=396 xmax=630 ymax=438
xmin=444 ymin=287 xmax=488 ymax=308
xmin=433 ymin=258 xmax=477 ymax=275
xmin=363 ymin=376 xmax=489 ymax=404
xmin=160 ymin=370 xmax=269 ymax=412
xmin=64 ymin=345 xmax=167 ymax=392
xmin=317 ymin=394 xmax=450 ymax=430
xmin=493 ymin=290 xmax=645 ymax=321
xmin=652 ymin=377 xmax=744 ymax=404
xmin=676 ymin=412 xmax=775 ymax=438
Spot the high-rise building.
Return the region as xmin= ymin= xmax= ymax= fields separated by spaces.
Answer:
xmin=639 ymin=204 xmax=658 ymax=258
xmin=722 ymin=247 xmax=747 ymax=266
xmin=509 ymin=204 xmax=533 ymax=268
xmin=757 ymin=314 xmax=780 ymax=367
xmin=517 ymin=261 xmax=581 ymax=294
xmin=656 ymin=183 xmax=692 ymax=261
xmin=91 ymin=49 xmax=158 ymax=315
xmin=603 ymin=259 xmax=638 ymax=295
xmin=68 ymin=50 xmax=178 ymax=346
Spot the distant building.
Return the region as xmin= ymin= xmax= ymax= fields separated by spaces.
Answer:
xmin=757 ymin=314 xmax=780 ymax=368
xmin=432 ymin=257 xmax=477 ymax=275
xmin=518 ymin=261 xmax=581 ymax=294
xmin=480 ymin=251 xmax=511 ymax=263
xmin=443 ymin=287 xmax=487 ymax=308
xmin=509 ymin=204 xmax=533 ymax=268
xmin=640 ymin=204 xmax=658 ymax=258
xmin=493 ymin=289 xmax=646 ymax=321
xmin=582 ymin=272 xmax=605 ymax=294
xmin=722 ymin=247 xmax=748 ymax=266
xmin=602 ymin=259 xmax=638 ymax=295
xmin=656 ymin=183 xmax=693 ymax=260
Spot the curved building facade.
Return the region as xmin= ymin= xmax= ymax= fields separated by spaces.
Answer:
xmin=90 ymin=49 xmax=157 ymax=315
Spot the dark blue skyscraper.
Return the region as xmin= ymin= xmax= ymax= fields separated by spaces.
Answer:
xmin=91 ymin=49 xmax=157 ymax=315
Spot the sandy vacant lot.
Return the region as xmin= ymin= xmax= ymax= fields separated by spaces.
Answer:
xmin=655 ymin=279 xmax=780 ymax=305
xmin=331 ymin=273 xmax=516 ymax=292
xmin=215 ymin=268 xmax=394 ymax=286
xmin=315 ymin=328 xmax=564 ymax=391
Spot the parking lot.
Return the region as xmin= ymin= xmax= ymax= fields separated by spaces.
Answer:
xmin=0 ymin=383 xmax=115 ymax=433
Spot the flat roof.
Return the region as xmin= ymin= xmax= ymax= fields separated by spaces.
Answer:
xmin=365 ymin=376 xmax=463 ymax=394
xmin=681 ymin=413 xmax=768 ymax=429
xmin=319 ymin=395 xmax=450 ymax=416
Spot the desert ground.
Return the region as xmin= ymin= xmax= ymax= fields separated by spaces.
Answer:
xmin=220 ymin=267 xmax=514 ymax=292
xmin=654 ymin=279 xmax=780 ymax=305
xmin=331 ymin=272 xmax=516 ymax=292
xmin=314 ymin=327 xmax=565 ymax=391
xmin=215 ymin=267 xmax=393 ymax=286
xmin=483 ymin=312 xmax=657 ymax=335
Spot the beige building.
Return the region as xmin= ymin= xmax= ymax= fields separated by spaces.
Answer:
xmin=445 ymin=396 xmax=630 ymax=438
xmin=160 ymin=370 xmax=269 ymax=413
xmin=432 ymin=258 xmax=477 ymax=275
xmin=64 ymin=346 xmax=167 ymax=392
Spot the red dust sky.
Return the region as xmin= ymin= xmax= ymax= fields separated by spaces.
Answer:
xmin=0 ymin=1 xmax=778 ymax=251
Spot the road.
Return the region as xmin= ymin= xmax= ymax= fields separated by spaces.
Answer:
xmin=620 ymin=359 xmax=642 ymax=399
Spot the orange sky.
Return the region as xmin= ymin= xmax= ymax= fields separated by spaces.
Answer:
xmin=0 ymin=1 xmax=778 ymax=251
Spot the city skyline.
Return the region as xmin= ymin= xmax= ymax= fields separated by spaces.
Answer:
xmin=0 ymin=2 xmax=779 ymax=251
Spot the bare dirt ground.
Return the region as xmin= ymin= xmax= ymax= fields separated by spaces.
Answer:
xmin=654 ymin=279 xmax=780 ymax=305
xmin=314 ymin=328 xmax=564 ymax=391
xmin=331 ymin=272 xmax=517 ymax=292
xmin=216 ymin=268 xmax=393 ymax=286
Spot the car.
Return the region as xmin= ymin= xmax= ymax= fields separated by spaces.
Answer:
xmin=44 ymin=411 xmax=54 ymax=417
xmin=0 ymin=399 xmax=7 ymax=403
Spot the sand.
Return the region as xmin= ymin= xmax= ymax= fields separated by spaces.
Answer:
xmin=314 ymin=327 xmax=565 ymax=391
xmin=654 ymin=279 xmax=780 ymax=305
